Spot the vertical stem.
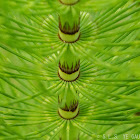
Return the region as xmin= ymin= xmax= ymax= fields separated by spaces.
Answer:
xmin=58 ymin=0 xmax=80 ymax=139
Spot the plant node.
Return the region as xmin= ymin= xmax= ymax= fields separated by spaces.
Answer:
xmin=58 ymin=45 xmax=80 ymax=81
xmin=58 ymin=6 xmax=80 ymax=43
xmin=58 ymin=30 xmax=80 ymax=43
xmin=58 ymin=85 xmax=79 ymax=120
xmin=59 ymin=0 xmax=79 ymax=5
xmin=58 ymin=103 xmax=79 ymax=120
xmin=58 ymin=61 xmax=80 ymax=82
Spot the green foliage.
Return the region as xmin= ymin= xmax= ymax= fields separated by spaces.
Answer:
xmin=0 ymin=0 xmax=140 ymax=139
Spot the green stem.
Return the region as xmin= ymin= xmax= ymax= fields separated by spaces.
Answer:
xmin=58 ymin=45 xmax=80 ymax=82
xmin=59 ymin=6 xmax=80 ymax=43
xmin=58 ymin=1 xmax=80 ymax=139
xmin=58 ymin=45 xmax=80 ymax=121
xmin=58 ymin=83 xmax=79 ymax=119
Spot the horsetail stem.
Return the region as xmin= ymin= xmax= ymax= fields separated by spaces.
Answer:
xmin=58 ymin=1 xmax=80 ymax=123
xmin=58 ymin=5 xmax=80 ymax=43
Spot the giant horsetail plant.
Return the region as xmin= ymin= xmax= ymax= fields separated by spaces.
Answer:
xmin=0 ymin=0 xmax=140 ymax=139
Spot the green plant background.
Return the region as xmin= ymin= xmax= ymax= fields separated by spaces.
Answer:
xmin=0 ymin=0 xmax=140 ymax=139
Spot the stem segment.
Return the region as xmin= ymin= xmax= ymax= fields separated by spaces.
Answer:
xmin=59 ymin=6 xmax=80 ymax=43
